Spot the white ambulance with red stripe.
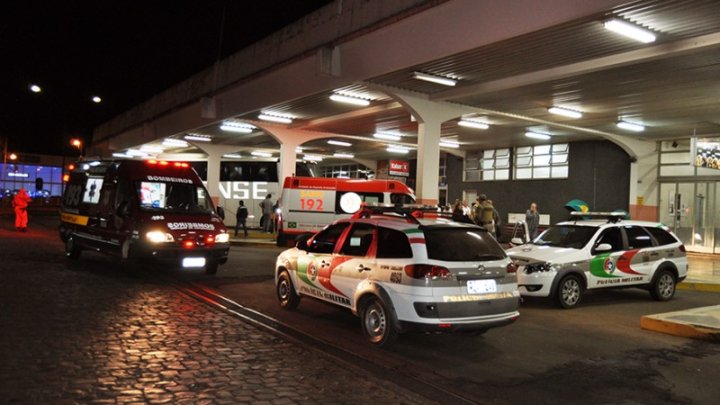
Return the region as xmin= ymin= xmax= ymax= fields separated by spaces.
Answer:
xmin=275 ymin=176 xmax=416 ymax=246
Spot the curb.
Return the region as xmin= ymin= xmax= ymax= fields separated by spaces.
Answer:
xmin=640 ymin=305 xmax=720 ymax=342
xmin=677 ymin=282 xmax=720 ymax=293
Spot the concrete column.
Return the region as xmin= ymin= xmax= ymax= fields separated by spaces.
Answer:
xmin=607 ymin=135 xmax=658 ymax=221
xmin=416 ymin=119 xmax=442 ymax=204
xmin=191 ymin=144 xmax=237 ymax=209
xmin=279 ymin=140 xmax=301 ymax=187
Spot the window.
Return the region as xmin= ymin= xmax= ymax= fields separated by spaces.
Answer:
xmin=340 ymin=224 xmax=375 ymax=257
xmin=424 ymin=228 xmax=506 ymax=262
xmin=534 ymin=225 xmax=598 ymax=249
xmin=514 ymin=143 xmax=569 ymax=180
xmin=465 ymin=149 xmax=510 ymax=181
xmin=335 ymin=192 xmax=383 ymax=214
xmin=594 ymin=228 xmax=623 ymax=252
xmin=220 ymin=162 xmax=278 ymax=182
xmin=376 ymin=227 xmax=413 ymax=258
xmin=624 ymin=226 xmax=654 ymax=249
xmin=644 ymin=227 xmax=677 ymax=246
xmin=308 ymin=223 xmax=349 ymax=254
xmin=319 ymin=163 xmax=372 ymax=179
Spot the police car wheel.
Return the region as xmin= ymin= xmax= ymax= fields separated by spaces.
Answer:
xmin=650 ymin=269 xmax=676 ymax=301
xmin=277 ymin=270 xmax=300 ymax=310
xmin=555 ymin=275 xmax=582 ymax=309
xmin=360 ymin=297 xmax=398 ymax=347
xmin=65 ymin=236 xmax=81 ymax=260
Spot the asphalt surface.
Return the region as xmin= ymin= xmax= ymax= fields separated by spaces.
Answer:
xmin=0 ymin=216 xmax=432 ymax=405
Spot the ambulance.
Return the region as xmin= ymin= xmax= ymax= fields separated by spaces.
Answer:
xmin=275 ymin=176 xmax=415 ymax=246
xmin=59 ymin=159 xmax=230 ymax=274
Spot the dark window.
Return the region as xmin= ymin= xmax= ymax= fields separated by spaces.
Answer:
xmin=594 ymin=227 xmax=624 ymax=252
xmin=377 ymin=227 xmax=413 ymax=259
xmin=534 ymin=225 xmax=598 ymax=249
xmin=335 ymin=192 xmax=383 ymax=214
xmin=390 ymin=193 xmax=415 ymax=204
xmin=189 ymin=162 xmax=207 ymax=181
xmin=424 ymin=227 xmax=506 ymax=262
xmin=340 ymin=223 xmax=375 ymax=257
xmin=309 ymin=223 xmax=349 ymax=254
xmin=645 ymin=227 xmax=678 ymax=246
xmin=624 ymin=226 xmax=654 ymax=249
xmin=220 ymin=162 xmax=279 ymax=182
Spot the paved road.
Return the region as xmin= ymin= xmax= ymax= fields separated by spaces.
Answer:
xmin=194 ymin=246 xmax=720 ymax=405
xmin=0 ymin=217 xmax=432 ymax=404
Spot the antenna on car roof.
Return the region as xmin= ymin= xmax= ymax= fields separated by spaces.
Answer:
xmin=569 ymin=211 xmax=626 ymax=224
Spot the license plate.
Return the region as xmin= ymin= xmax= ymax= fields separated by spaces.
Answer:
xmin=467 ymin=279 xmax=497 ymax=294
xmin=182 ymin=257 xmax=206 ymax=268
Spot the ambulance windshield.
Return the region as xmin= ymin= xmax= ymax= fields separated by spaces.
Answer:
xmin=137 ymin=181 xmax=214 ymax=214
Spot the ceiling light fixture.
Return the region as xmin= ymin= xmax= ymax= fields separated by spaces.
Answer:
xmin=184 ymin=134 xmax=212 ymax=142
xmin=304 ymin=154 xmax=323 ymax=162
xmin=616 ymin=120 xmax=645 ymax=132
xmin=295 ymin=146 xmax=303 ymax=153
xmin=140 ymin=145 xmax=164 ymax=154
xmin=162 ymin=138 xmax=189 ymax=147
xmin=327 ymin=140 xmax=352 ymax=147
xmin=223 ymin=153 xmax=243 ymax=159
xmin=386 ymin=146 xmax=410 ymax=154
xmin=413 ymin=71 xmax=457 ymax=87
xmin=373 ymin=133 xmax=402 ymax=141
xmin=548 ymin=106 xmax=583 ymax=119
xmin=603 ymin=18 xmax=656 ymax=43
xmin=251 ymin=151 xmax=273 ymax=157
xmin=92 ymin=96 xmax=102 ymax=103
xmin=333 ymin=152 xmax=355 ymax=159
xmin=220 ymin=122 xmax=254 ymax=133
xmin=458 ymin=119 xmax=490 ymax=130
xmin=439 ymin=140 xmax=460 ymax=149
xmin=112 ymin=152 xmax=132 ymax=158
xmin=29 ymin=84 xmax=42 ymax=93
xmin=329 ymin=93 xmax=370 ymax=106
xmin=525 ymin=131 xmax=552 ymax=140
xmin=258 ymin=113 xmax=293 ymax=124
xmin=125 ymin=149 xmax=149 ymax=157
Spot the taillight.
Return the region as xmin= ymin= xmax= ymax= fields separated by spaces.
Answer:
xmin=183 ymin=240 xmax=194 ymax=248
xmin=404 ymin=264 xmax=452 ymax=280
xmin=205 ymin=236 xmax=215 ymax=245
xmin=679 ymin=244 xmax=686 ymax=253
xmin=507 ymin=262 xmax=518 ymax=273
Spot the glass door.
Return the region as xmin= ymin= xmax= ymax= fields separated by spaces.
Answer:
xmin=660 ymin=182 xmax=717 ymax=253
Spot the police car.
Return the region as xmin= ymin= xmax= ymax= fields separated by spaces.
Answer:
xmin=274 ymin=205 xmax=520 ymax=347
xmin=506 ymin=212 xmax=688 ymax=308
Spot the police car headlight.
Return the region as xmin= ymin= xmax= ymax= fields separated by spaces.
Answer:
xmin=524 ymin=262 xmax=551 ymax=274
xmin=215 ymin=233 xmax=230 ymax=243
xmin=146 ymin=231 xmax=174 ymax=243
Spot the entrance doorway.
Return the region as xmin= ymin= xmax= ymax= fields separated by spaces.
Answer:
xmin=659 ymin=182 xmax=717 ymax=253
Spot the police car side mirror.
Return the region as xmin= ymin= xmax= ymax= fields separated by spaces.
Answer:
xmin=595 ymin=243 xmax=612 ymax=252
xmin=511 ymin=237 xmax=525 ymax=246
xmin=296 ymin=234 xmax=312 ymax=251
xmin=216 ymin=206 xmax=225 ymax=220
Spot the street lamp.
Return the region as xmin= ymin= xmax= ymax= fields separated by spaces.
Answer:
xmin=9 ymin=153 xmax=17 ymax=161
xmin=70 ymin=138 xmax=83 ymax=158
xmin=29 ymin=84 xmax=42 ymax=93
xmin=92 ymin=96 xmax=102 ymax=103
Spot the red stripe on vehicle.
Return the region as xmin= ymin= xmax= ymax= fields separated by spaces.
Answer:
xmin=409 ymin=237 xmax=425 ymax=244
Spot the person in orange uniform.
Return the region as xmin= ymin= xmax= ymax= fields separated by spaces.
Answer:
xmin=12 ymin=188 xmax=32 ymax=232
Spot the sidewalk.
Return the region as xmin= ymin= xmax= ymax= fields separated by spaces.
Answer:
xmin=681 ymin=253 xmax=720 ymax=293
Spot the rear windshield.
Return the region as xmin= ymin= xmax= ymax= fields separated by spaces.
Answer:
xmin=136 ymin=181 xmax=214 ymax=214
xmin=645 ymin=226 xmax=678 ymax=246
xmin=534 ymin=225 xmax=598 ymax=249
xmin=424 ymin=228 xmax=506 ymax=262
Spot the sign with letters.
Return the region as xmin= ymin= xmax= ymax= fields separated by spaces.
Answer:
xmin=389 ymin=160 xmax=409 ymax=177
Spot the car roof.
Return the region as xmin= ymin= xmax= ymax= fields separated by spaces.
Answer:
xmin=336 ymin=215 xmax=482 ymax=232
xmin=555 ymin=219 xmax=667 ymax=228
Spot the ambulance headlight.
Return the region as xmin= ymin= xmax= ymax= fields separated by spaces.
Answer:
xmin=215 ymin=233 xmax=230 ymax=243
xmin=146 ymin=231 xmax=174 ymax=243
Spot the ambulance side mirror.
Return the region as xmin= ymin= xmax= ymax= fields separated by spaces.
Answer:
xmin=216 ymin=206 xmax=225 ymax=220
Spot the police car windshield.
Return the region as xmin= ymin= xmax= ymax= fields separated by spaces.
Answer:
xmin=533 ymin=225 xmax=598 ymax=249
xmin=137 ymin=181 xmax=214 ymax=214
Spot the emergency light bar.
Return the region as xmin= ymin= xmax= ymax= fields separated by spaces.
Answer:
xmin=569 ymin=211 xmax=627 ymax=223
xmin=352 ymin=203 xmax=445 ymax=224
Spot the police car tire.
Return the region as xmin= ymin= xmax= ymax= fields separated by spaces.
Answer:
xmin=65 ymin=236 xmax=81 ymax=260
xmin=650 ymin=269 xmax=676 ymax=302
xmin=360 ymin=297 xmax=398 ymax=347
xmin=277 ymin=270 xmax=300 ymax=310
xmin=555 ymin=274 xmax=583 ymax=309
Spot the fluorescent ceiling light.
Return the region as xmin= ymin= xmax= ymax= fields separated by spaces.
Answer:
xmin=162 ymin=138 xmax=189 ymax=147
xmin=373 ymin=133 xmax=402 ymax=141
xmin=329 ymin=93 xmax=370 ymax=106
xmin=304 ymin=154 xmax=323 ymax=162
xmin=251 ymin=151 xmax=273 ymax=157
xmin=333 ymin=153 xmax=355 ymax=158
xmin=458 ymin=119 xmax=490 ymax=130
xmin=184 ymin=134 xmax=212 ymax=142
xmin=439 ymin=140 xmax=460 ymax=149
xmin=525 ymin=131 xmax=552 ymax=140
xmin=413 ymin=71 xmax=457 ymax=86
xmin=220 ymin=122 xmax=254 ymax=133
xmin=295 ymin=146 xmax=303 ymax=153
xmin=327 ymin=140 xmax=352 ymax=147
xmin=223 ymin=153 xmax=243 ymax=159
xmin=112 ymin=152 xmax=132 ymax=158
xmin=548 ymin=106 xmax=583 ymax=119
xmin=603 ymin=18 xmax=656 ymax=43
xmin=387 ymin=146 xmax=409 ymax=154
xmin=140 ymin=145 xmax=164 ymax=154
xmin=616 ymin=120 xmax=645 ymax=132
xmin=126 ymin=149 xmax=149 ymax=157
xmin=258 ymin=113 xmax=292 ymax=124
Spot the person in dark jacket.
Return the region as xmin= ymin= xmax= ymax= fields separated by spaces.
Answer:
xmin=235 ymin=200 xmax=248 ymax=237
xmin=525 ymin=202 xmax=540 ymax=239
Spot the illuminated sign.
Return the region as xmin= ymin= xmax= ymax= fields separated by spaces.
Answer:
xmin=692 ymin=137 xmax=720 ymax=170
xmin=389 ymin=159 xmax=409 ymax=177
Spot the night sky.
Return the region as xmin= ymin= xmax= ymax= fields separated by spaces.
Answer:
xmin=0 ymin=0 xmax=332 ymax=156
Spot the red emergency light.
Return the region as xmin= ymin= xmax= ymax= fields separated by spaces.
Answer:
xmin=183 ymin=240 xmax=194 ymax=248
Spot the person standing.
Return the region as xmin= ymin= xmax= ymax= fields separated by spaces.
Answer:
xmin=526 ymin=202 xmax=540 ymax=239
xmin=259 ymin=194 xmax=274 ymax=233
xmin=235 ymin=200 xmax=248 ymax=238
xmin=12 ymin=188 xmax=32 ymax=232
xmin=474 ymin=194 xmax=496 ymax=236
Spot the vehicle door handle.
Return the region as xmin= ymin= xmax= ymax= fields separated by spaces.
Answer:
xmin=357 ymin=264 xmax=370 ymax=272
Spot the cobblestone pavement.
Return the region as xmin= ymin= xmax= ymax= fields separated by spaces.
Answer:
xmin=0 ymin=219 xmax=435 ymax=404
